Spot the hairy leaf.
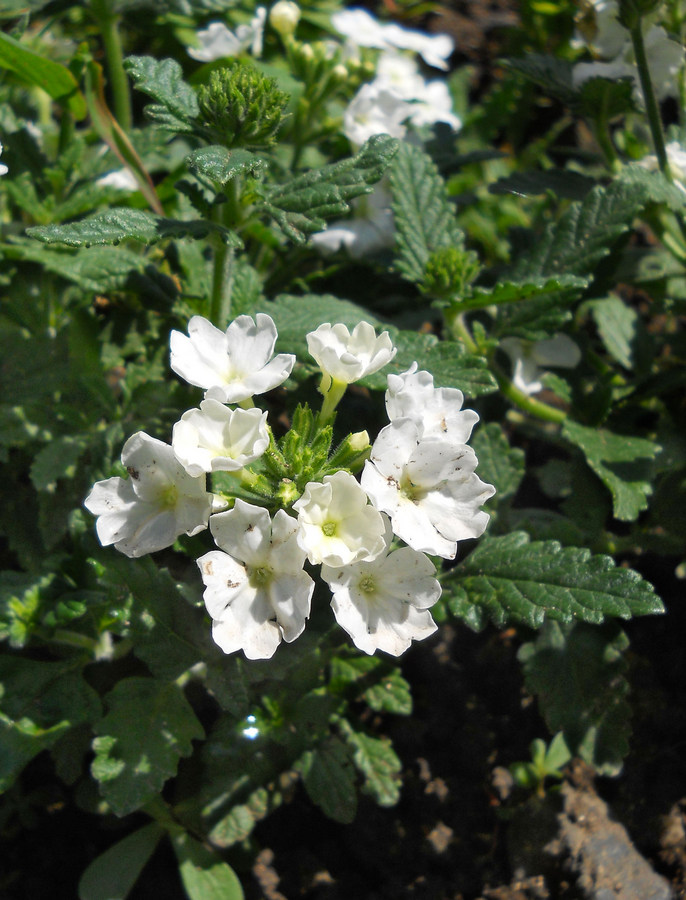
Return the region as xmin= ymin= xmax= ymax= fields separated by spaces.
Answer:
xmin=442 ymin=532 xmax=663 ymax=631
xmin=519 ymin=621 xmax=632 ymax=776
xmin=389 ymin=140 xmax=465 ymax=284
xmin=490 ymin=169 xmax=597 ymax=201
xmin=458 ymin=275 xmax=588 ymax=313
xmin=187 ymin=146 xmax=265 ymax=184
xmin=124 ymin=55 xmax=199 ymax=131
xmin=588 ymin=295 xmax=638 ymax=369
xmin=27 ymin=209 xmax=242 ymax=248
xmin=208 ymin=787 xmax=272 ymax=847
xmin=298 ymin=736 xmax=358 ymax=823
xmin=258 ymin=135 xmax=398 ymax=242
xmin=341 ymin=720 xmax=402 ymax=807
xmin=330 ymin=654 xmax=412 ymax=715
xmin=470 ymin=422 xmax=525 ymax=503
xmin=563 ymin=421 xmax=661 ymax=521
xmin=92 ymin=677 xmax=204 ymax=816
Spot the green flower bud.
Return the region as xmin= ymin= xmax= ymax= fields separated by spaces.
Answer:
xmin=197 ymin=63 xmax=290 ymax=148
xmin=422 ymin=247 xmax=481 ymax=301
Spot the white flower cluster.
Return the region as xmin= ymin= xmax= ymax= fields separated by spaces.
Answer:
xmin=572 ymin=0 xmax=683 ymax=102
xmin=86 ymin=314 xmax=494 ymax=660
xmin=188 ymin=7 xmax=267 ymax=62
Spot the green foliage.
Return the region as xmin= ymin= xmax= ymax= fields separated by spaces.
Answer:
xmin=588 ymin=294 xmax=639 ymax=369
xmin=78 ymin=822 xmax=165 ymax=900
xmin=187 ymin=146 xmax=266 ymax=185
xmin=562 ymin=421 xmax=661 ymax=521
xmin=297 ymin=736 xmax=358 ymax=823
xmin=340 ymin=719 xmax=402 ymax=807
xmin=509 ymin=733 xmax=571 ymax=795
xmin=470 ymin=423 xmax=525 ymax=505
xmin=124 ymin=55 xmax=199 ymax=132
xmin=173 ymin=832 xmax=244 ymax=900
xmin=257 ymin=134 xmax=398 ymax=242
xmin=519 ymin=621 xmax=632 ymax=775
xmin=92 ymin=677 xmax=204 ymax=816
xmin=442 ymin=532 xmax=663 ymax=631
xmin=197 ymin=64 xmax=290 ymax=148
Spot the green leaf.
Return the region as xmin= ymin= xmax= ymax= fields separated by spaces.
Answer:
xmin=208 ymin=787 xmax=272 ymax=848
xmin=511 ymin=179 xmax=655 ymax=282
xmin=588 ymin=294 xmax=638 ymax=369
xmin=0 ymin=30 xmax=86 ymax=119
xmin=470 ymin=422 xmax=525 ymax=503
xmin=27 ymin=209 xmax=242 ymax=248
xmin=329 ymin=655 xmax=412 ymax=715
xmin=173 ymin=833 xmax=244 ymax=900
xmin=0 ymin=572 xmax=53 ymax=647
xmin=186 ymin=146 xmax=265 ymax=184
xmin=78 ymin=822 xmax=165 ymax=900
xmin=0 ymin=656 xmax=101 ymax=791
xmin=361 ymin=330 xmax=498 ymax=398
xmin=519 ymin=621 xmax=632 ymax=776
xmin=490 ymin=169 xmax=597 ymax=201
xmin=617 ymin=163 xmax=686 ymax=211
xmin=92 ymin=677 xmax=204 ymax=816
xmin=341 ymin=720 xmax=402 ymax=807
xmin=576 ymin=76 xmax=636 ymax=120
xmin=504 ymin=54 xmax=577 ymax=106
xmin=562 ymin=420 xmax=661 ymax=521
xmin=442 ymin=531 xmax=663 ymax=631
xmin=124 ymin=55 xmax=199 ymax=132
xmin=30 ymin=434 xmax=91 ymax=492
xmin=258 ymin=134 xmax=398 ymax=242
xmin=389 ymin=140 xmax=465 ymax=284
xmin=457 ymin=275 xmax=588 ymax=313
xmin=297 ymin=736 xmax=358 ymax=823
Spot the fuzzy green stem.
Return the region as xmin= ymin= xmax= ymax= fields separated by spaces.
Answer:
xmin=209 ymin=237 xmax=234 ymax=328
xmin=630 ymin=21 xmax=670 ymax=179
xmin=593 ymin=113 xmax=621 ymax=173
xmin=91 ymin=0 xmax=132 ymax=131
xmin=493 ymin=365 xmax=567 ymax=425
xmin=444 ymin=309 xmax=478 ymax=354
xmin=318 ymin=375 xmax=347 ymax=425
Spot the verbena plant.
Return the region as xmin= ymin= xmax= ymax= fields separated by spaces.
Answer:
xmin=0 ymin=0 xmax=683 ymax=895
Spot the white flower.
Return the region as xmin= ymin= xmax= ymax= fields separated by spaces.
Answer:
xmin=573 ymin=0 xmax=627 ymax=58
xmin=361 ymin=419 xmax=495 ymax=559
xmin=374 ymin=52 xmax=461 ymax=130
xmin=269 ymin=0 xmax=300 ymax=37
xmin=331 ymin=7 xmax=453 ymax=70
xmin=310 ymin=185 xmax=394 ymax=257
xmin=188 ymin=8 xmax=266 ymax=61
xmin=385 ymin=363 xmax=479 ymax=442
xmin=639 ymin=141 xmax=686 ymax=191
xmin=292 ymin=470 xmax=386 ymax=567
xmin=500 ymin=334 xmax=581 ymax=396
xmin=170 ymin=314 xmax=295 ymax=404
xmin=84 ymin=432 xmax=212 ymax=558
xmin=306 ymin=321 xmax=396 ymax=384
xmin=198 ymin=500 xmax=313 ymax=659
xmin=343 ymin=82 xmax=410 ymax=146
xmin=96 ymin=168 xmax=138 ymax=191
xmin=172 ymin=399 xmax=269 ymax=477
xmin=321 ymin=524 xmax=440 ymax=655
xmin=0 ymin=142 xmax=8 ymax=176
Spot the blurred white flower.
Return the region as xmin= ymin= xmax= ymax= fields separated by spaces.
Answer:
xmin=500 ymin=334 xmax=581 ymax=396
xmin=361 ymin=419 xmax=495 ymax=559
xmin=198 ymin=500 xmax=313 ymax=659
xmin=96 ymin=168 xmax=138 ymax=191
xmin=310 ymin=184 xmax=394 ymax=257
xmin=385 ymin=363 xmax=479 ymax=443
xmin=269 ymin=0 xmax=300 ymax=37
xmin=321 ymin=523 xmax=440 ymax=655
xmin=639 ymin=140 xmax=686 ymax=191
xmin=573 ymin=0 xmax=627 ymax=58
xmin=306 ymin=321 xmax=396 ymax=384
xmin=188 ymin=8 xmax=266 ymax=61
xmin=293 ymin=470 xmax=386 ymax=567
xmin=170 ymin=314 xmax=295 ymax=404
xmin=84 ymin=432 xmax=212 ymax=558
xmin=374 ymin=52 xmax=461 ymax=130
xmin=172 ymin=399 xmax=269 ymax=477
xmin=343 ymin=82 xmax=410 ymax=145
xmin=0 ymin=141 xmax=8 ymax=176
xmin=331 ymin=7 xmax=453 ymax=70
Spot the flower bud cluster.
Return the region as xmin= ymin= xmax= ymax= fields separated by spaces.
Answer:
xmin=86 ymin=314 xmax=495 ymax=660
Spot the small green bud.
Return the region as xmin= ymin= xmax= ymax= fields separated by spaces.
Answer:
xmin=269 ymin=0 xmax=301 ymax=37
xmin=327 ymin=430 xmax=372 ymax=474
xmin=422 ymin=247 xmax=481 ymax=301
xmin=276 ymin=477 xmax=300 ymax=507
xmin=197 ymin=62 xmax=290 ymax=148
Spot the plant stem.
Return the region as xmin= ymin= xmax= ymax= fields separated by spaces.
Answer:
xmin=209 ymin=236 xmax=234 ymax=328
xmin=493 ymin=365 xmax=568 ymax=424
xmin=630 ymin=21 xmax=669 ymax=179
xmin=91 ymin=0 xmax=132 ymax=131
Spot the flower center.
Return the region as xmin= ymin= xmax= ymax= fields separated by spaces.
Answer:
xmin=322 ymin=521 xmax=338 ymax=537
xmin=249 ymin=565 xmax=273 ymax=588
xmin=159 ymin=483 xmax=179 ymax=509
xmin=398 ymin=475 xmax=423 ymax=504
xmin=359 ymin=575 xmax=376 ymax=594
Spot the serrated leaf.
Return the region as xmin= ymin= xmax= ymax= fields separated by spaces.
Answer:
xmin=563 ymin=420 xmax=661 ymax=521
xmin=27 ymin=209 xmax=242 ymax=248
xmin=588 ymin=294 xmax=638 ymax=368
xmin=389 ymin=140 xmax=465 ymax=284
xmin=329 ymin=655 xmax=412 ymax=715
xmin=362 ymin=330 xmax=497 ymax=398
xmin=617 ymin=164 xmax=686 ymax=211
xmin=341 ymin=721 xmax=402 ymax=807
xmin=30 ymin=434 xmax=90 ymax=492
xmin=259 ymin=134 xmax=398 ymax=243
xmin=471 ymin=422 xmax=525 ymax=503
xmin=173 ymin=833 xmax=244 ymax=900
xmin=458 ymin=275 xmax=587 ymax=313
xmin=78 ymin=822 xmax=165 ymax=900
xmin=504 ymin=54 xmax=577 ymax=105
xmin=519 ymin=621 xmax=632 ymax=776
xmin=0 ymin=571 xmax=53 ymax=647
xmin=124 ymin=55 xmax=199 ymax=128
xmin=490 ymin=169 xmax=597 ymax=201
xmin=208 ymin=787 xmax=270 ymax=847
xmin=92 ymin=677 xmax=204 ymax=816
xmin=187 ymin=146 xmax=265 ymax=185
xmin=442 ymin=531 xmax=663 ymax=630
xmin=297 ymin=736 xmax=358 ymax=823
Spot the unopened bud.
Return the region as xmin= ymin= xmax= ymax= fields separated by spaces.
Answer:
xmin=348 ymin=430 xmax=370 ymax=452
xmin=270 ymin=0 xmax=301 ymax=37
